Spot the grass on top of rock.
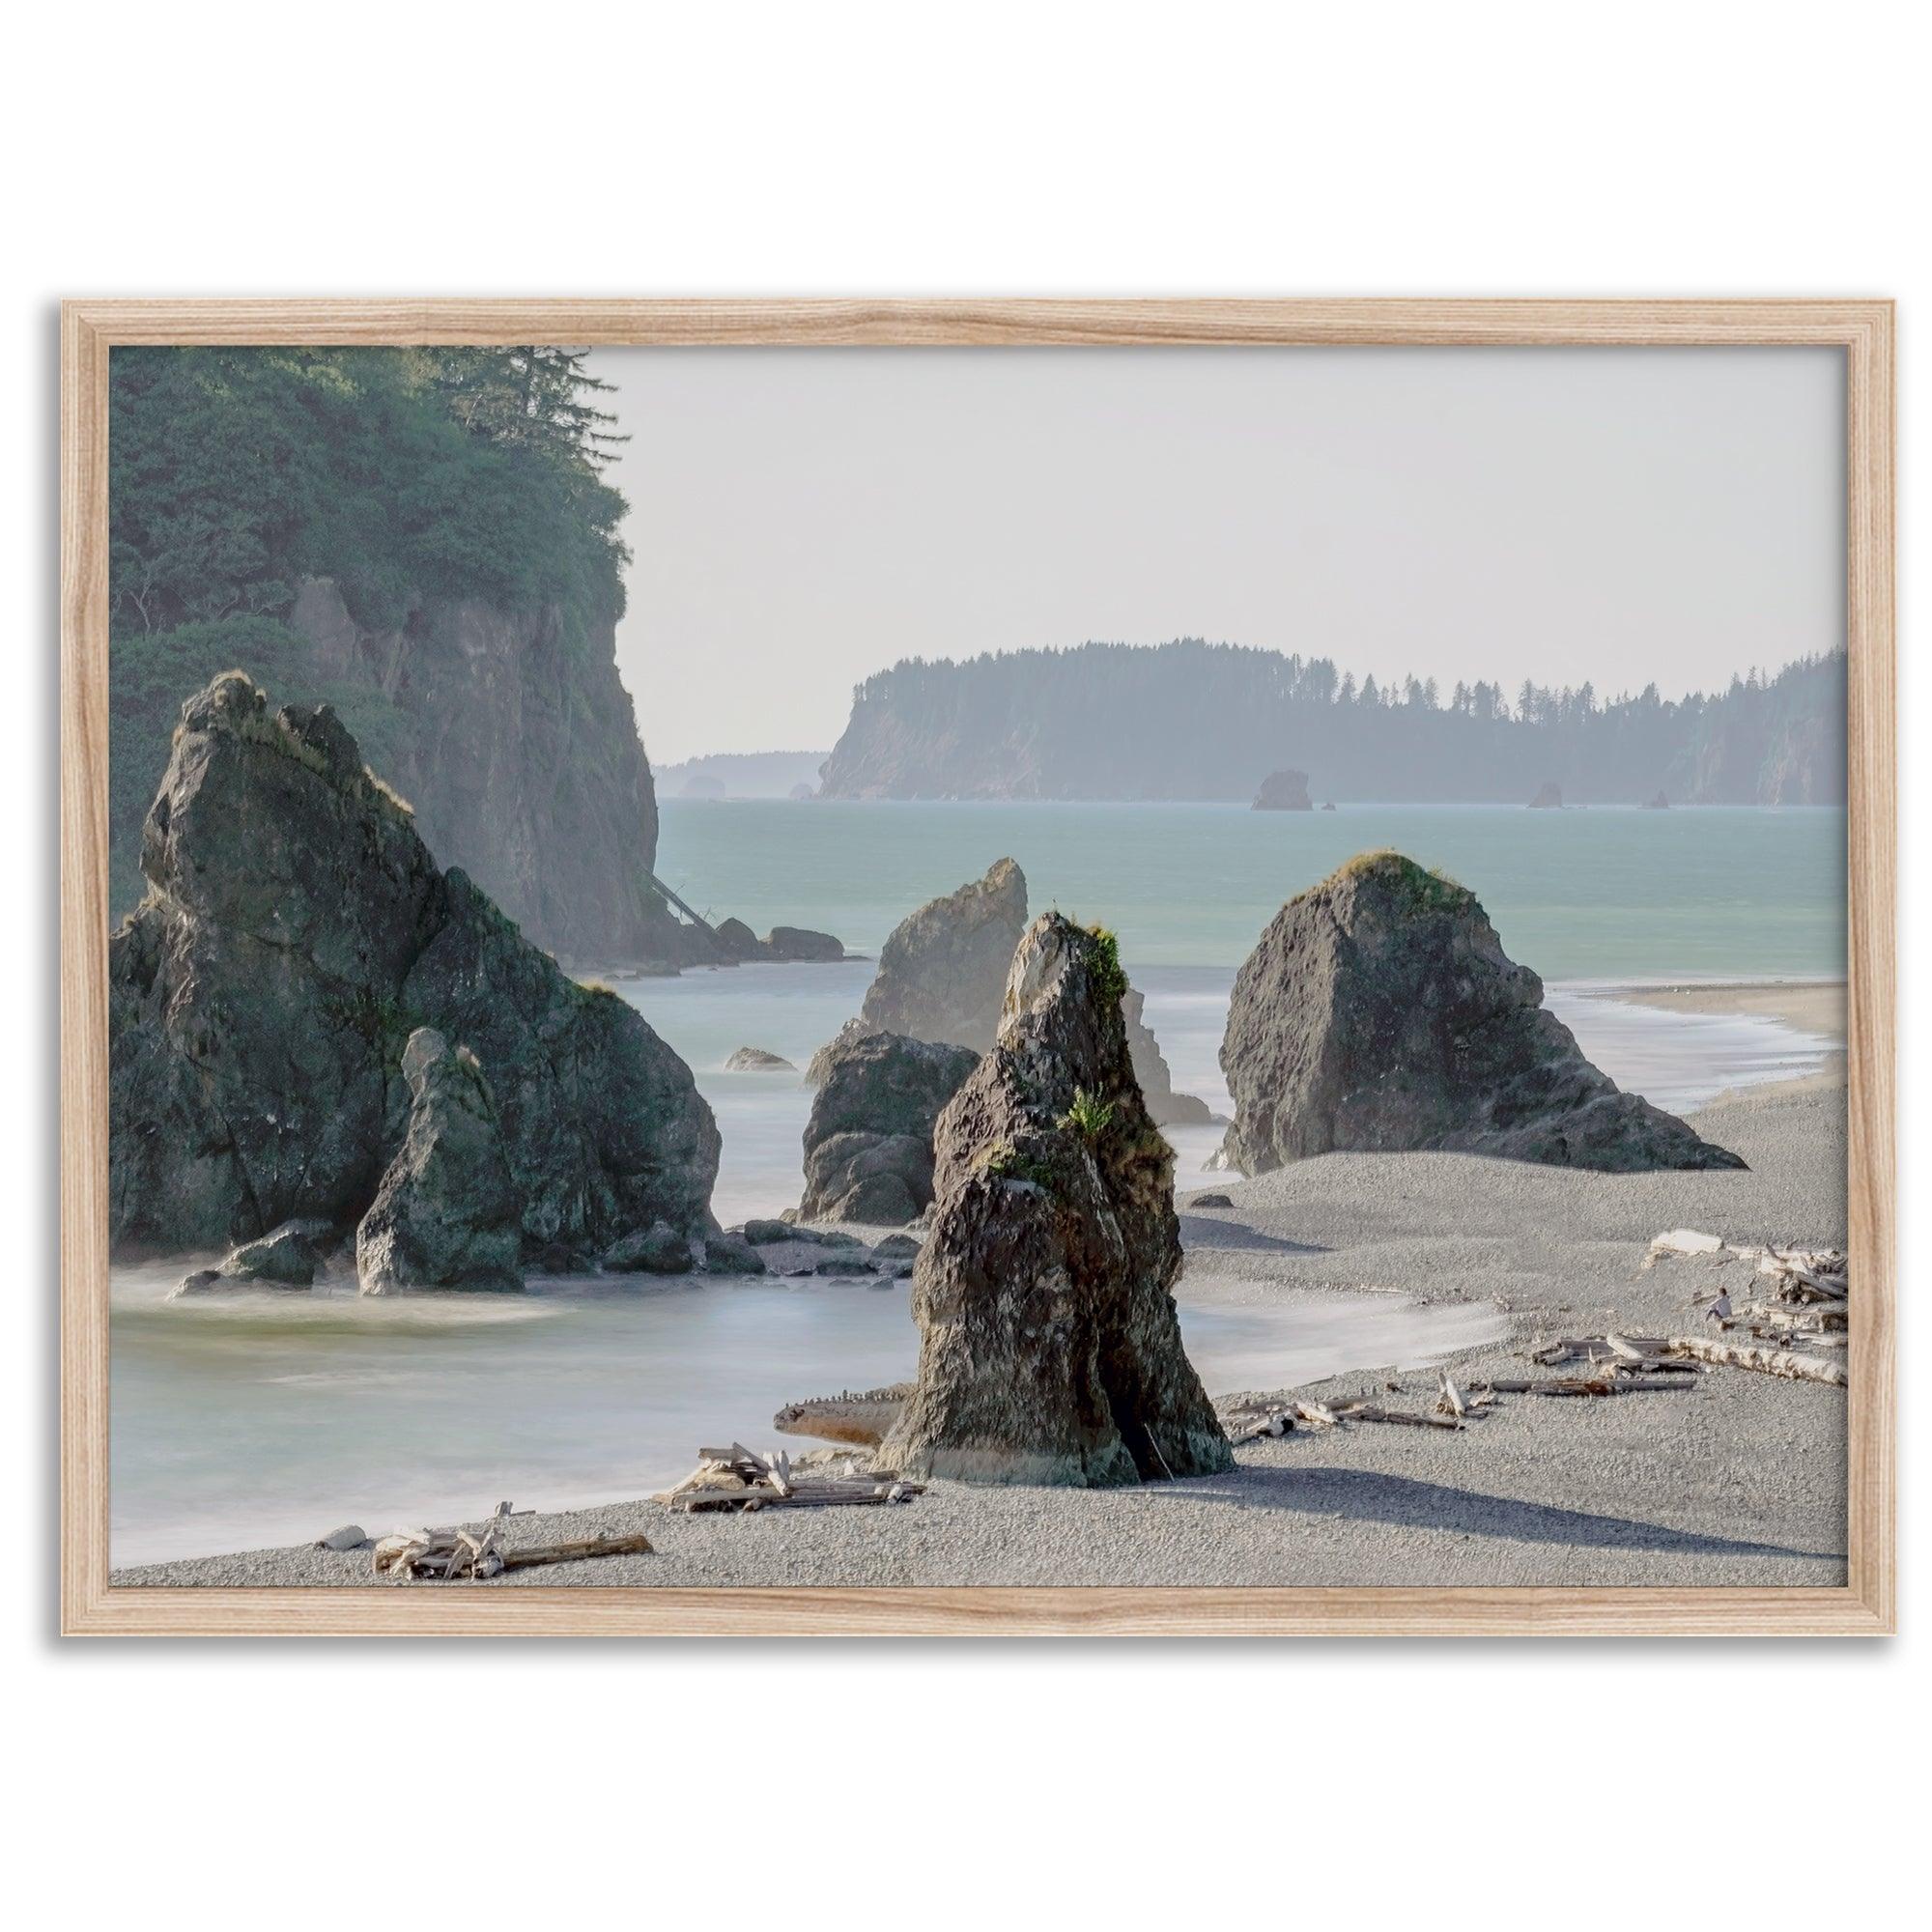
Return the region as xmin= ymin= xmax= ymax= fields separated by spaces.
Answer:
xmin=1082 ymin=922 xmax=1129 ymax=1006
xmin=1058 ymin=1087 xmax=1117 ymax=1145
xmin=1310 ymin=849 xmax=1476 ymax=917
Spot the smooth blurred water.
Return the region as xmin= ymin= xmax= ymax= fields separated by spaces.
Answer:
xmin=109 ymin=1261 xmax=1502 ymax=1566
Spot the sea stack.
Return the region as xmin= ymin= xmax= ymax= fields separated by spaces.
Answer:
xmin=355 ymin=1030 xmax=525 ymax=1294
xmin=859 ymin=857 xmax=1030 ymax=1052
xmin=1252 ymin=768 xmax=1314 ymax=811
xmin=798 ymin=1031 xmax=980 ymax=1225
xmin=1217 ymin=851 xmax=1746 ymax=1175
xmin=1529 ymin=781 xmax=1564 ymax=809
xmin=876 ymin=915 xmax=1232 ymax=1487
xmin=108 ymin=673 xmax=720 ymax=1263
xmin=1643 ymin=790 xmax=1670 ymax=810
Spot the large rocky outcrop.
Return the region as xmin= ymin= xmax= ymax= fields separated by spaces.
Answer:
xmin=875 ymin=916 xmax=1232 ymax=1487
xmin=858 ymin=858 xmax=1030 ymax=1052
xmin=109 ymin=672 xmax=719 ymax=1260
xmin=288 ymin=579 xmax=681 ymax=965
xmin=355 ymin=1030 xmax=524 ymax=1294
xmin=799 ymin=1032 xmax=980 ymax=1225
xmin=1252 ymin=768 xmax=1313 ymax=811
xmin=1216 ymin=851 xmax=1747 ymax=1175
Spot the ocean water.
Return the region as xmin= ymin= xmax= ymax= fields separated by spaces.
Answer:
xmin=109 ymin=801 xmax=1846 ymax=1566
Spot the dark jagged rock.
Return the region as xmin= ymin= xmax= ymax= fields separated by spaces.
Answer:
xmin=172 ymin=1218 xmax=335 ymax=1296
xmin=724 ymin=1046 xmax=795 ymax=1072
xmin=108 ymin=673 xmax=719 ymax=1261
xmin=355 ymin=1029 xmax=525 ymax=1294
xmin=1216 ymin=851 xmax=1747 ymax=1176
xmin=1252 ymin=768 xmax=1314 ymax=811
xmin=1121 ymin=987 xmax=1213 ymax=1127
xmin=876 ymin=915 xmax=1232 ymax=1487
xmin=702 ymin=1232 xmax=768 ymax=1276
xmin=601 ymin=1223 xmax=696 ymax=1274
xmin=1643 ymin=790 xmax=1670 ymax=810
xmin=1529 ymin=781 xmax=1564 ymax=809
xmin=859 ymin=858 xmax=1029 ymax=1053
xmin=1190 ymin=1192 xmax=1234 ymax=1208
xmin=740 ymin=1218 xmax=800 ymax=1246
xmin=765 ymin=924 xmax=845 ymax=962
xmin=713 ymin=918 xmax=760 ymax=959
xmin=1321 ymin=801 xmax=1337 ymax=811
xmin=799 ymin=1032 xmax=980 ymax=1226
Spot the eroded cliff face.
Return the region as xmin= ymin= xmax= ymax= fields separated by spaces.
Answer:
xmin=289 ymin=579 xmax=674 ymax=964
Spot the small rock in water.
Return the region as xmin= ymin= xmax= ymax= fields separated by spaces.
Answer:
xmin=871 ymin=1232 xmax=922 ymax=1260
xmin=724 ymin=1046 xmax=796 ymax=1072
xmin=741 ymin=1218 xmax=805 ymax=1245
xmin=316 ymin=1524 xmax=368 ymax=1552
xmin=702 ymin=1231 xmax=768 ymax=1276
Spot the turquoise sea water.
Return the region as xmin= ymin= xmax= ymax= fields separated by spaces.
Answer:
xmin=654 ymin=799 xmax=1847 ymax=979
xmin=110 ymin=801 xmax=1847 ymax=1566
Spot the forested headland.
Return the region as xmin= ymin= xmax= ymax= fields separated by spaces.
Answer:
xmin=817 ymin=639 xmax=1845 ymax=806
xmin=107 ymin=348 xmax=677 ymax=959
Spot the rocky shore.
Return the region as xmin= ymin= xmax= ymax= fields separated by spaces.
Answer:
xmin=114 ymin=1073 xmax=1846 ymax=1589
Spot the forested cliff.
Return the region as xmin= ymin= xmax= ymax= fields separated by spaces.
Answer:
xmin=818 ymin=640 xmax=1846 ymax=806
xmin=108 ymin=346 xmax=678 ymax=962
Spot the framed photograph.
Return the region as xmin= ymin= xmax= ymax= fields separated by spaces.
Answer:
xmin=61 ymin=298 xmax=1894 ymax=1636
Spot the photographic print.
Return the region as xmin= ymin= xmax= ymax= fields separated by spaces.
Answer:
xmin=63 ymin=302 xmax=1894 ymax=1634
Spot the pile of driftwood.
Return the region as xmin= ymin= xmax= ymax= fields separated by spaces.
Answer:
xmin=371 ymin=1501 xmax=652 ymax=1579
xmin=656 ymin=1443 xmax=923 ymax=1515
xmin=1634 ymin=1227 xmax=1849 ymax=1384
xmin=1219 ymin=1368 xmax=1492 ymax=1442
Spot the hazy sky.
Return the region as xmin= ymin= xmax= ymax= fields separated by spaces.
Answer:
xmin=591 ymin=347 xmax=1844 ymax=766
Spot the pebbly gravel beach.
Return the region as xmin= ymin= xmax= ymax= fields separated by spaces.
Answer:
xmin=114 ymin=1072 xmax=1848 ymax=1592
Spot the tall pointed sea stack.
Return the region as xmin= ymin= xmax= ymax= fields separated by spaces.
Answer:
xmin=876 ymin=915 xmax=1232 ymax=1487
xmin=1217 ymin=851 xmax=1746 ymax=1175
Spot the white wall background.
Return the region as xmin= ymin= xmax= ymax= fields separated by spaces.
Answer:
xmin=5 ymin=5 xmax=1919 ymax=1926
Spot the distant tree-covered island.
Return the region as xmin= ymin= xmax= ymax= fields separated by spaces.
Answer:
xmin=816 ymin=639 xmax=1845 ymax=806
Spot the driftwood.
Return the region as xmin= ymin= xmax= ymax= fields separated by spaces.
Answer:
xmin=371 ymin=1502 xmax=649 ymax=1578
xmin=499 ymin=1533 xmax=653 ymax=1569
xmin=1661 ymin=1336 xmax=1849 ymax=1386
xmin=1334 ymin=1401 xmax=1463 ymax=1430
xmin=662 ymin=1442 xmax=924 ymax=1514
xmin=1479 ymin=1374 xmax=1700 ymax=1398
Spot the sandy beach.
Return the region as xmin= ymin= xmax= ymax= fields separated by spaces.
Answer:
xmin=115 ymin=1066 xmax=1848 ymax=1592
xmin=1607 ymin=978 xmax=1846 ymax=1043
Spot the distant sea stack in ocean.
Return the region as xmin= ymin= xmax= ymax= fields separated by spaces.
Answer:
xmin=860 ymin=858 xmax=1030 ymax=1053
xmin=109 ymin=673 xmax=720 ymax=1265
xmin=1216 ymin=851 xmax=1747 ymax=1175
xmin=1644 ymin=790 xmax=1670 ymax=810
xmin=876 ymin=916 xmax=1232 ymax=1487
xmin=1528 ymin=781 xmax=1563 ymax=810
xmin=814 ymin=639 xmax=1845 ymax=805
xmin=1252 ymin=768 xmax=1313 ymax=811
xmin=798 ymin=1032 xmax=980 ymax=1225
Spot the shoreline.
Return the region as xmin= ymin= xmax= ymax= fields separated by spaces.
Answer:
xmin=114 ymin=1074 xmax=1847 ymax=1589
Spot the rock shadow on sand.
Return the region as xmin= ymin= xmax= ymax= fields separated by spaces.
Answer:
xmin=1176 ymin=1213 xmax=1328 ymax=1256
xmin=1162 ymin=1465 xmax=1837 ymax=1562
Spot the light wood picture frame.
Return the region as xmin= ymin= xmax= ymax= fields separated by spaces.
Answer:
xmin=61 ymin=298 xmax=1895 ymax=1636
